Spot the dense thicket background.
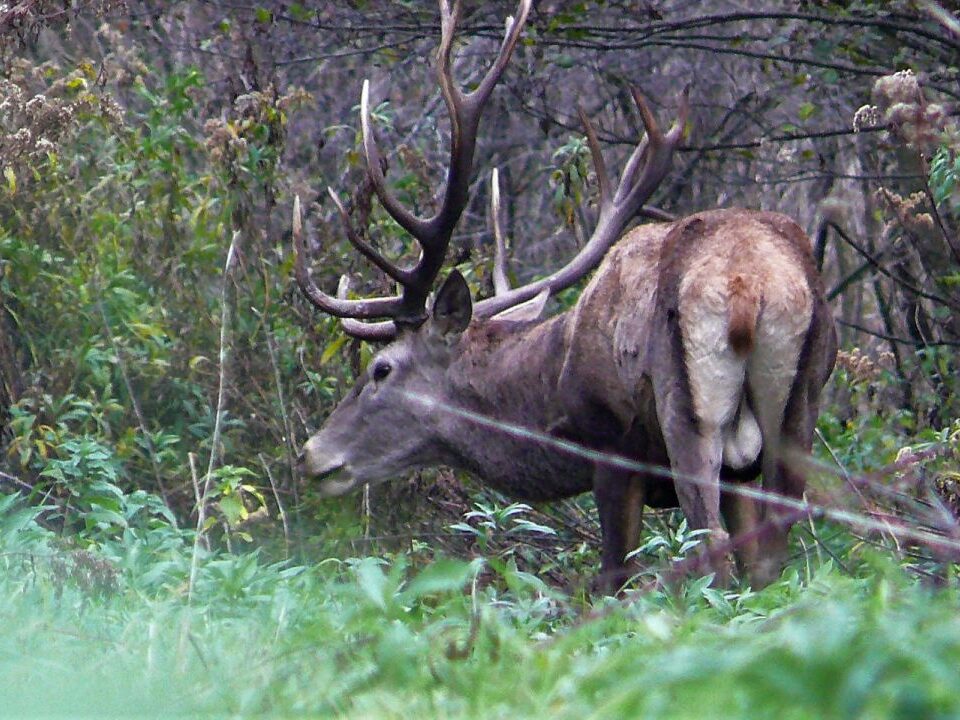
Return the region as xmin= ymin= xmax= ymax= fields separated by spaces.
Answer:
xmin=1 ymin=2 xmax=959 ymax=716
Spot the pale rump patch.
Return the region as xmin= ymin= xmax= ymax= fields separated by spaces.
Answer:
xmin=677 ymin=217 xmax=814 ymax=466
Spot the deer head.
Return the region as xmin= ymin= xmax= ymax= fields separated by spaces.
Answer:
xmin=298 ymin=268 xmax=474 ymax=496
xmin=294 ymin=0 xmax=687 ymax=498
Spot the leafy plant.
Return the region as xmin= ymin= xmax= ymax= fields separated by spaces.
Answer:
xmin=632 ymin=516 xmax=712 ymax=564
xmin=450 ymin=501 xmax=557 ymax=555
xmin=929 ymin=143 xmax=960 ymax=216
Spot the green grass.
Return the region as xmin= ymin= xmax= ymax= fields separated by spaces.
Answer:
xmin=2 ymin=497 xmax=960 ymax=719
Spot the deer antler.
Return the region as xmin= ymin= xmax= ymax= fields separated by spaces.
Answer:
xmin=490 ymin=167 xmax=511 ymax=297
xmin=294 ymin=0 xmax=533 ymax=341
xmin=474 ymin=87 xmax=689 ymax=319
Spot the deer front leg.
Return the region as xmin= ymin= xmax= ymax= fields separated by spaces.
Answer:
xmin=593 ymin=464 xmax=646 ymax=593
xmin=669 ymin=429 xmax=733 ymax=585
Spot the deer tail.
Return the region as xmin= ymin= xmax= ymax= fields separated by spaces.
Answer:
xmin=727 ymin=274 xmax=760 ymax=357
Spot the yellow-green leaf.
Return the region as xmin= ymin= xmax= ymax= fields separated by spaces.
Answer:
xmin=218 ymin=494 xmax=247 ymax=525
xmin=798 ymin=102 xmax=817 ymax=121
xmin=320 ymin=334 xmax=348 ymax=365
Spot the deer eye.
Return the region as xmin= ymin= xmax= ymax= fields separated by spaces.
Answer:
xmin=372 ymin=360 xmax=392 ymax=382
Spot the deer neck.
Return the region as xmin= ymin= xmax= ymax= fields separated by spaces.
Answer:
xmin=435 ymin=313 xmax=594 ymax=500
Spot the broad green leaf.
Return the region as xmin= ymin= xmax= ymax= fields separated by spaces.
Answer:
xmin=355 ymin=558 xmax=389 ymax=610
xmin=218 ymin=494 xmax=246 ymax=525
xmin=320 ymin=334 xmax=348 ymax=365
xmin=404 ymin=558 xmax=483 ymax=598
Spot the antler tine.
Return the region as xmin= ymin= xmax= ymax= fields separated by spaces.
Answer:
xmin=293 ymin=195 xmax=404 ymax=321
xmin=298 ymin=1 xmax=531 ymax=334
xmin=424 ymin=0 xmax=533 ymax=265
xmin=339 ymin=318 xmax=398 ymax=341
xmin=473 ymin=89 xmax=688 ymax=319
xmin=617 ymin=86 xmax=689 ymax=211
xmin=490 ymin=168 xmax=511 ymax=296
xmin=468 ymin=0 xmax=532 ymax=111
xmin=327 ymin=187 xmax=411 ymax=286
xmin=336 ymin=276 xmax=401 ymax=341
xmin=614 ymin=97 xmax=654 ymax=207
xmin=435 ymin=0 xmax=532 ymax=220
xmin=436 ymin=0 xmax=463 ymax=119
xmin=360 ymin=80 xmax=430 ymax=245
xmin=578 ymin=104 xmax=612 ymax=207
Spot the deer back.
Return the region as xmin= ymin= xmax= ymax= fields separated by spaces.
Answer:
xmin=558 ymin=209 xmax=835 ymax=468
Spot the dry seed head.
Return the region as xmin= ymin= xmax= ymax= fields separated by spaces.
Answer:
xmin=836 ymin=347 xmax=882 ymax=384
xmin=871 ymin=69 xmax=921 ymax=111
xmin=853 ymin=104 xmax=881 ymax=132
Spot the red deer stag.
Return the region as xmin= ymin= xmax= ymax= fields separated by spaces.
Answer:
xmin=294 ymin=0 xmax=837 ymax=589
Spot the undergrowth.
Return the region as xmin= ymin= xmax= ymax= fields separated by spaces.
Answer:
xmin=2 ymin=492 xmax=960 ymax=719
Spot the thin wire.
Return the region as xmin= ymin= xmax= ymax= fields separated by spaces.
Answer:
xmin=402 ymin=390 xmax=960 ymax=555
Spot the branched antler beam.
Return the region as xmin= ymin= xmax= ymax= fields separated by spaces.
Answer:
xmin=295 ymin=0 xmax=533 ymax=338
xmin=474 ymin=88 xmax=689 ymax=319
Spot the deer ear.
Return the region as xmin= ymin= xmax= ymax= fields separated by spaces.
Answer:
xmin=432 ymin=270 xmax=473 ymax=336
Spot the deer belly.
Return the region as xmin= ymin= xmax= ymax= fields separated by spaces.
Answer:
xmin=479 ymin=449 xmax=594 ymax=501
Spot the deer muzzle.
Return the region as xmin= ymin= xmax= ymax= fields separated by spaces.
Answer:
xmin=298 ymin=437 xmax=359 ymax=496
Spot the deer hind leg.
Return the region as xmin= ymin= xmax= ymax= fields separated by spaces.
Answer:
xmin=745 ymin=329 xmax=809 ymax=586
xmin=754 ymin=300 xmax=836 ymax=583
xmin=660 ymin=416 xmax=731 ymax=585
xmin=720 ymin=474 xmax=761 ymax=581
xmin=719 ymin=396 xmax=764 ymax=581
xmin=656 ymin=319 xmax=749 ymax=585
xmin=593 ymin=464 xmax=646 ymax=593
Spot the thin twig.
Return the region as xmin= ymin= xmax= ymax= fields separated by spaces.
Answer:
xmin=834 ymin=318 xmax=960 ymax=347
xmin=827 ymin=221 xmax=958 ymax=310
xmin=827 ymin=258 xmax=878 ymax=301
xmin=264 ymin=329 xmax=298 ymax=488
xmin=798 ymin=519 xmax=853 ymax=574
xmin=259 ymin=452 xmax=290 ymax=557
xmin=919 ymin=161 xmax=960 ymax=266
xmin=182 ymin=449 xmax=213 ymax=671
xmin=0 ymin=469 xmax=34 ymax=494
xmin=188 ymin=451 xmax=209 ymax=555
xmin=204 ymin=232 xmax=240 ymax=488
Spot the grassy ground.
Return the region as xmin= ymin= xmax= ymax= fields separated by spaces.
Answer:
xmin=2 ymin=494 xmax=959 ymax=720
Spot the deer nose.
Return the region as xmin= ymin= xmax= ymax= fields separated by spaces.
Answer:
xmin=296 ymin=451 xmax=308 ymax=477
